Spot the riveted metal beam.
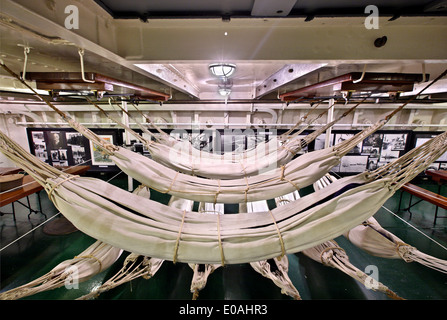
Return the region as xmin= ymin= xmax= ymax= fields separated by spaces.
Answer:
xmin=255 ymin=63 xmax=326 ymax=98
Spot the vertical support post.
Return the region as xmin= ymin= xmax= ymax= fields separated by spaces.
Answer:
xmin=324 ymin=98 xmax=335 ymax=148
xmin=122 ymin=100 xmax=133 ymax=192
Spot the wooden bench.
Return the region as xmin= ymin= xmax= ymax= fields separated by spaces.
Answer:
xmin=0 ymin=165 xmax=90 ymax=221
xmin=398 ymin=183 xmax=447 ymax=226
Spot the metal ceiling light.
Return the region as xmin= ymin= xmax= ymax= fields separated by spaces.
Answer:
xmin=209 ymin=63 xmax=236 ymax=78
xmin=218 ymin=88 xmax=232 ymax=96
xmin=217 ymin=77 xmax=233 ymax=97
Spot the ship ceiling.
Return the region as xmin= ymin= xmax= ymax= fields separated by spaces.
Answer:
xmin=0 ymin=0 xmax=446 ymax=110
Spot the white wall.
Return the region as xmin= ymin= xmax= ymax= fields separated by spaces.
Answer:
xmin=0 ymin=114 xmax=29 ymax=168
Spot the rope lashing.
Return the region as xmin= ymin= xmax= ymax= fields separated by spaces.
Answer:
xmin=173 ymin=209 xmax=187 ymax=264
xmin=268 ymin=210 xmax=286 ymax=259
xmin=217 ymin=213 xmax=225 ymax=267
xmin=47 ymin=175 xmax=80 ymax=201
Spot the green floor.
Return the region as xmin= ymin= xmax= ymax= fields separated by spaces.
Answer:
xmin=1 ymin=171 xmax=447 ymax=301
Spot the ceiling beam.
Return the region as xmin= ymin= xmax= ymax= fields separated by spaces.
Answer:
xmin=134 ymin=64 xmax=200 ymax=99
xmin=0 ymin=0 xmax=200 ymax=99
xmin=279 ymin=72 xmax=427 ymax=102
xmin=255 ymin=63 xmax=326 ymax=99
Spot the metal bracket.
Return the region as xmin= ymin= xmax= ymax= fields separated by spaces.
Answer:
xmin=353 ymin=64 xmax=367 ymax=84
xmin=78 ymin=48 xmax=95 ymax=83
xmin=17 ymin=44 xmax=31 ymax=80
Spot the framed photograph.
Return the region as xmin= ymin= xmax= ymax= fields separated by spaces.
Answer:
xmin=47 ymin=131 xmax=65 ymax=150
xmin=383 ymin=133 xmax=407 ymax=151
xmin=31 ymin=131 xmax=48 ymax=162
xmin=363 ymin=133 xmax=383 ymax=148
xmin=334 ymin=133 xmax=362 ymax=154
xmin=339 ymin=155 xmax=368 ymax=173
xmin=90 ymin=135 xmax=114 ymax=166
xmin=367 ymin=158 xmax=379 ymax=170
xmin=314 ymin=133 xmax=334 ymax=150
xmin=416 ymin=137 xmax=447 ymax=162
xmin=66 ymin=132 xmax=87 ymax=165
xmin=361 ymin=146 xmax=380 ymax=158
xmin=427 ymin=162 xmax=440 ymax=171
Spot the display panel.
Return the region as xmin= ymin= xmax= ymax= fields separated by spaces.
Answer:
xmin=27 ymin=128 xmax=123 ymax=171
xmin=411 ymin=131 xmax=447 ymax=171
xmin=315 ymin=130 xmax=412 ymax=174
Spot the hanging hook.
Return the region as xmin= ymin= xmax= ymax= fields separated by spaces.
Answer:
xmin=17 ymin=45 xmax=31 ymax=80
xmin=353 ymin=64 xmax=367 ymax=83
xmin=78 ymin=48 xmax=95 ymax=83
xmin=22 ymin=46 xmax=30 ymax=80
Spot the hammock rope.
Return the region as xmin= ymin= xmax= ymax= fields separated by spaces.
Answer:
xmin=0 ymin=241 xmax=122 ymax=300
xmin=315 ymin=173 xmax=447 ymax=276
xmin=173 ymin=209 xmax=187 ymax=264
xmin=190 ymin=201 xmax=224 ymax=300
xmin=129 ymin=100 xmax=171 ymax=141
xmin=77 ymin=253 xmax=164 ymax=300
xmin=77 ymin=190 xmax=185 ymax=300
xmin=280 ymin=100 xmax=325 ymax=137
xmin=109 ymin=98 xmax=168 ymax=144
xmin=268 ymin=210 xmax=286 ymax=259
xmin=345 ymin=217 xmax=447 ymax=274
xmin=248 ymin=199 xmax=302 ymax=300
xmin=189 ymin=263 xmax=221 ymax=300
xmin=302 ymin=239 xmax=404 ymax=300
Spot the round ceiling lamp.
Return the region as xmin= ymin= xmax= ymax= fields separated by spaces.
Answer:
xmin=209 ymin=63 xmax=236 ymax=78
xmin=218 ymin=88 xmax=232 ymax=97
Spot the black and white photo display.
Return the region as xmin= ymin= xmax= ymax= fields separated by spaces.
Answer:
xmin=31 ymin=131 xmax=48 ymax=162
xmin=66 ymin=132 xmax=87 ymax=165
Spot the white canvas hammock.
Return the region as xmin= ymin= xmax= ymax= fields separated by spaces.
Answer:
xmin=190 ymin=202 xmax=224 ymax=300
xmin=0 ymin=240 xmax=122 ymax=300
xmin=38 ymin=113 xmax=392 ymax=204
xmin=1 ymin=128 xmax=446 ymax=265
xmin=77 ymin=185 xmax=165 ymax=300
xmin=307 ymin=176 xmax=405 ymax=299
xmin=248 ymin=199 xmax=302 ymax=300
xmin=301 ymin=239 xmax=404 ymax=300
xmin=79 ymin=253 xmax=163 ymax=300
xmin=314 ymin=171 xmax=447 ymax=274
xmin=345 ymin=217 xmax=447 ymax=274
xmin=31 ymin=91 xmax=432 ymax=203
xmin=96 ymin=99 xmax=356 ymax=179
